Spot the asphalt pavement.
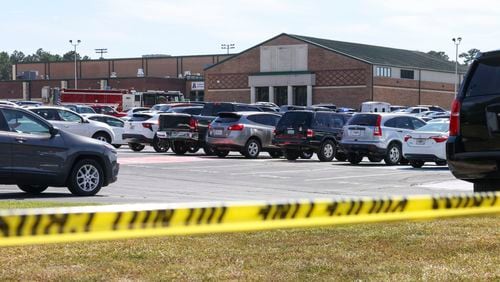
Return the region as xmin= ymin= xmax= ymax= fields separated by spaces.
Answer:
xmin=0 ymin=147 xmax=472 ymax=204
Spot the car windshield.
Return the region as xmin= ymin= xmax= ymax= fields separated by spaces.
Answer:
xmin=415 ymin=122 xmax=449 ymax=132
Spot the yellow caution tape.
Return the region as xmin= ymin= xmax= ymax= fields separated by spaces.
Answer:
xmin=0 ymin=192 xmax=498 ymax=246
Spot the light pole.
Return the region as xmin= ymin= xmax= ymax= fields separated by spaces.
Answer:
xmin=221 ymin=43 xmax=235 ymax=55
xmin=69 ymin=39 xmax=81 ymax=89
xmin=452 ymin=37 xmax=462 ymax=95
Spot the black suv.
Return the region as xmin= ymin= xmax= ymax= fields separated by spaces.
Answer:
xmin=447 ymin=50 xmax=500 ymax=192
xmin=0 ymin=105 xmax=119 ymax=196
xmin=273 ymin=111 xmax=351 ymax=161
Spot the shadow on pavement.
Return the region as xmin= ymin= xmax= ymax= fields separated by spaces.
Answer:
xmin=0 ymin=192 xmax=105 ymax=200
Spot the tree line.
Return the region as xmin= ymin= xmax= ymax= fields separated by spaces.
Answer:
xmin=0 ymin=49 xmax=91 ymax=80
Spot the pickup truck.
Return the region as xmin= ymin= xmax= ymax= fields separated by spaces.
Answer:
xmin=157 ymin=102 xmax=263 ymax=155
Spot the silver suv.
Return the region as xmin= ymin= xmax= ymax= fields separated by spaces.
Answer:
xmin=340 ymin=113 xmax=426 ymax=165
xmin=206 ymin=112 xmax=282 ymax=158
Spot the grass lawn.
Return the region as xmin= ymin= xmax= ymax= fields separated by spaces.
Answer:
xmin=0 ymin=209 xmax=497 ymax=281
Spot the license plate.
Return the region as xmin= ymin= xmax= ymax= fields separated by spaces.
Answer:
xmin=214 ymin=129 xmax=223 ymax=136
xmin=287 ymin=129 xmax=295 ymax=135
xmin=350 ymin=130 xmax=361 ymax=136
xmin=416 ymin=139 xmax=426 ymax=145
xmin=172 ymin=132 xmax=189 ymax=138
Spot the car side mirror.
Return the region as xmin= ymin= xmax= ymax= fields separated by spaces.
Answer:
xmin=49 ymin=127 xmax=59 ymax=136
xmin=82 ymin=118 xmax=89 ymax=123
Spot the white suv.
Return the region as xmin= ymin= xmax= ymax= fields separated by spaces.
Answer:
xmin=29 ymin=107 xmax=115 ymax=144
xmin=122 ymin=112 xmax=169 ymax=152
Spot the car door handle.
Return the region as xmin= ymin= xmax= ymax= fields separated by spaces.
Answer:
xmin=15 ymin=137 xmax=27 ymax=143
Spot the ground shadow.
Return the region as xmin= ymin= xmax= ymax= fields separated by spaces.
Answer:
xmin=0 ymin=192 xmax=106 ymax=200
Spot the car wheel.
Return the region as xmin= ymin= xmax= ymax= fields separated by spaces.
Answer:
xmin=203 ymin=145 xmax=214 ymax=156
xmin=284 ymin=149 xmax=300 ymax=161
xmin=384 ymin=143 xmax=402 ymax=166
xmin=188 ymin=145 xmax=200 ymax=153
xmin=269 ymin=150 xmax=283 ymax=159
xmin=335 ymin=152 xmax=347 ymax=162
xmin=172 ymin=141 xmax=189 ymax=155
xmin=410 ymin=160 xmax=425 ymax=168
xmin=244 ymin=138 xmax=261 ymax=159
xmin=112 ymin=144 xmax=122 ymax=149
xmin=17 ymin=184 xmax=48 ymax=194
xmin=473 ymin=181 xmax=500 ymax=192
xmin=368 ymin=156 xmax=383 ymax=162
xmin=214 ymin=150 xmax=229 ymax=158
xmin=92 ymin=132 xmax=111 ymax=144
xmin=128 ymin=143 xmax=145 ymax=152
xmin=435 ymin=161 xmax=447 ymax=166
xmin=67 ymin=159 xmax=103 ymax=196
xmin=300 ymin=150 xmax=314 ymax=159
xmin=318 ymin=140 xmax=336 ymax=162
xmin=153 ymin=136 xmax=170 ymax=153
xmin=347 ymin=154 xmax=363 ymax=165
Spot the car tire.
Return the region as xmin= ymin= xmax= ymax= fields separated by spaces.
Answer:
xmin=92 ymin=132 xmax=111 ymax=144
xmin=269 ymin=150 xmax=283 ymax=159
xmin=214 ymin=150 xmax=229 ymax=158
xmin=410 ymin=160 xmax=425 ymax=168
xmin=335 ymin=152 xmax=347 ymax=162
xmin=347 ymin=154 xmax=363 ymax=165
xmin=112 ymin=144 xmax=122 ymax=149
xmin=435 ymin=161 xmax=447 ymax=166
xmin=188 ymin=145 xmax=200 ymax=153
xmin=17 ymin=184 xmax=48 ymax=194
xmin=300 ymin=150 xmax=314 ymax=159
xmin=172 ymin=141 xmax=189 ymax=155
xmin=384 ymin=142 xmax=402 ymax=166
xmin=284 ymin=149 xmax=300 ymax=161
xmin=67 ymin=159 xmax=103 ymax=196
xmin=152 ymin=136 xmax=170 ymax=153
xmin=128 ymin=143 xmax=145 ymax=152
xmin=473 ymin=181 xmax=500 ymax=192
xmin=203 ymin=145 xmax=214 ymax=156
xmin=368 ymin=156 xmax=383 ymax=162
xmin=244 ymin=138 xmax=261 ymax=159
xmin=318 ymin=140 xmax=336 ymax=162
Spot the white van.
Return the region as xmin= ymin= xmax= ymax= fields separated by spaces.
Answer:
xmin=361 ymin=101 xmax=391 ymax=113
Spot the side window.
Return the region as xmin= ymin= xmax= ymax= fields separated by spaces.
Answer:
xmin=314 ymin=113 xmax=330 ymax=128
xmin=106 ymin=117 xmax=124 ymax=128
xmin=0 ymin=111 xmax=8 ymax=131
xmin=247 ymin=115 xmax=264 ymax=125
xmin=270 ymin=115 xmax=281 ymax=126
xmin=384 ymin=118 xmax=397 ymax=128
xmin=396 ymin=117 xmax=413 ymax=129
xmin=31 ymin=109 xmax=60 ymax=121
xmin=58 ymin=110 xmax=82 ymax=122
xmin=331 ymin=115 xmax=344 ymax=128
xmin=2 ymin=109 xmax=50 ymax=135
xmin=411 ymin=118 xmax=426 ymax=129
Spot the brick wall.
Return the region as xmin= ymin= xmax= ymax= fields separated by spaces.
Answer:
xmin=205 ymin=90 xmax=250 ymax=103
xmin=313 ymin=87 xmax=370 ymax=108
xmin=0 ymin=82 xmax=23 ymax=99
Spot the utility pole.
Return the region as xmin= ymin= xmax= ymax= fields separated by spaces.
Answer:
xmin=95 ymin=48 xmax=108 ymax=59
xmin=69 ymin=39 xmax=81 ymax=89
xmin=221 ymin=43 xmax=235 ymax=55
xmin=452 ymin=37 xmax=462 ymax=95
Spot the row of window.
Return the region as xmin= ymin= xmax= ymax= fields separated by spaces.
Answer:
xmin=375 ymin=67 xmax=415 ymax=79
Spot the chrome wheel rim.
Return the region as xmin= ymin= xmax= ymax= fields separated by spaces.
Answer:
xmin=76 ymin=164 xmax=100 ymax=192
xmin=323 ymin=144 xmax=334 ymax=158
xmin=389 ymin=147 xmax=400 ymax=163
xmin=248 ymin=142 xmax=259 ymax=156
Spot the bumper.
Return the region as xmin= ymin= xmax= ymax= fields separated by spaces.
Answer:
xmin=104 ymin=152 xmax=119 ymax=187
xmin=207 ymin=136 xmax=246 ymax=151
xmin=122 ymin=134 xmax=153 ymax=144
xmin=404 ymin=154 xmax=445 ymax=162
xmin=341 ymin=142 xmax=386 ymax=157
xmin=157 ymin=130 xmax=199 ymax=141
xmin=273 ymin=137 xmax=320 ymax=151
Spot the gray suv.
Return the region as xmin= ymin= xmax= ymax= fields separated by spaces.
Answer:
xmin=341 ymin=113 xmax=426 ymax=165
xmin=206 ymin=112 xmax=282 ymax=158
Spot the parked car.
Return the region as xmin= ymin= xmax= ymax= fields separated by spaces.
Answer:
xmin=253 ymin=102 xmax=280 ymax=112
xmin=403 ymin=120 xmax=449 ymax=168
xmin=390 ymin=105 xmax=407 ymax=112
xmin=273 ymin=111 xmax=352 ymax=161
xmin=417 ymin=105 xmax=446 ymax=112
xmin=15 ymin=101 xmax=43 ymax=107
xmin=166 ymin=106 xmax=203 ymax=115
xmin=81 ymin=113 xmax=127 ymax=148
xmin=312 ymin=104 xmax=337 ymax=110
xmin=206 ymin=112 xmax=283 ymax=158
xmin=150 ymin=103 xmax=204 ymax=113
xmin=63 ymin=104 xmax=96 ymax=114
xmin=341 ymin=113 xmax=426 ymax=165
xmin=90 ymin=105 xmax=127 ymax=118
xmin=336 ymin=107 xmax=356 ymax=113
xmin=447 ymin=50 xmax=500 ymax=192
xmin=279 ymin=105 xmax=307 ymax=113
xmin=403 ymin=106 xmax=430 ymax=115
xmin=360 ymin=101 xmax=391 ymax=113
xmin=122 ymin=112 xmax=169 ymax=152
xmin=122 ymin=107 xmax=151 ymax=121
xmin=0 ymin=100 xmax=19 ymax=107
xmin=156 ymin=113 xmax=202 ymax=154
xmin=29 ymin=106 xmax=116 ymax=144
xmin=0 ymin=105 xmax=118 ymax=196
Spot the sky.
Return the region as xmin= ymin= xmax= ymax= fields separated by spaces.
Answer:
xmin=2 ymin=0 xmax=499 ymax=62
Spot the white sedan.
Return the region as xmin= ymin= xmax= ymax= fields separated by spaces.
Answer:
xmin=28 ymin=107 xmax=116 ymax=144
xmin=82 ymin=113 xmax=127 ymax=148
xmin=403 ymin=120 xmax=450 ymax=168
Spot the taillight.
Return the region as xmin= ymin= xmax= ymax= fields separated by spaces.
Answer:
xmin=449 ymin=98 xmax=461 ymax=136
xmin=431 ymin=135 xmax=448 ymax=143
xmin=373 ymin=115 xmax=382 ymax=136
xmin=404 ymin=135 xmax=411 ymax=142
xmin=189 ymin=118 xmax=198 ymax=131
xmin=228 ymin=124 xmax=244 ymax=131
xmin=142 ymin=123 xmax=153 ymax=130
xmin=306 ymin=129 xmax=314 ymax=138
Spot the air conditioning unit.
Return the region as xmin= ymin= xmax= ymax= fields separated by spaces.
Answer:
xmin=137 ymin=68 xmax=145 ymax=77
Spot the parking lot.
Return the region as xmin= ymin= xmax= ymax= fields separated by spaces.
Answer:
xmin=0 ymin=147 xmax=472 ymax=204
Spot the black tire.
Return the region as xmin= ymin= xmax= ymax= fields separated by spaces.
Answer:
xmin=335 ymin=152 xmax=347 ymax=162
xmin=284 ymin=149 xmax=300 ymax=161
xmin=473 ymin=181 xmax=500 ymax=192
xmin=243 ymin=138 xmax=261 ymax=159
xmin=203 ymin=145 xmax=214 ymax=156
xmin=92 ymin=132 xmax=111 ymax=144
xmin=269 ymin=150 xmax=283 ymax=159
xmin=112 ymin=144 xmax=122 ymax=149
xmin=318 ymin=140 xmax=336 ymax=162
xmin=368 ymin=156 xmax=383 ymax=162
xmin=188 ymin=145 xmax=200 ymax=153
xmin=17 ymin=184 xmax=48 ymax=194
xmin=384 ymin=142 xmax=402 ymax=166
xmin=128 ymin=143 xmax=145 ymax=152
xmin=172 ymin=141 xmax=189 ymax=155
xmin=152 ymin=137 xmax=170 ymax=153
xmin=67 ymin=159 xmax=103 ymax=196
xmin=214 ymin=150 xmax=229 ymax=158
xmin=347 ymin=154 xmax=363 ymax=165
xmin=410 ymin=160 xmax=425 ymax=168
xmin=300 ymin=150 xmax=314 ymax=159
xmin=435 ymin=161 xmax=447 ymax=166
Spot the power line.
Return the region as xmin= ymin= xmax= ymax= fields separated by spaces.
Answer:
xmin=95 ymin=48 xmax=108 ymax=59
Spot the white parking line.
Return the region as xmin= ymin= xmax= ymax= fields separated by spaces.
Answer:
xmin=305 ymin=171 xmax=411 ymax=182
xmin=230 ymin=167 xmax=335 ymax=176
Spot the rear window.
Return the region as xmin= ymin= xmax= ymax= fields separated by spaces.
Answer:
xmin=129 ymin=114 xmax=153 ymax=122
xmin=465 ymin=58 xmax=500 ymax=97
xmin=347 ymin=114 xmax=379 ymax=126
xmin=213 ymin=113 xmax=241 ymax=123
xmin=416 ymin=122 xmax=449 ymax=132
xmin=277 ymin=112 xmax=312 ymax=128
xmin=201 ymin=103 xmax=234 ymax=116
xmin=160 ymin=115 xmax=191 ymax=129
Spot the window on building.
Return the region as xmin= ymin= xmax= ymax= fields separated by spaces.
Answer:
xmin=401 ymin=69 xmax=415 ymax=79
xmin=375 ymin=67 xmax=391 ymax=77
xmin=256 ymin=87 xmax=269 ymax=102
